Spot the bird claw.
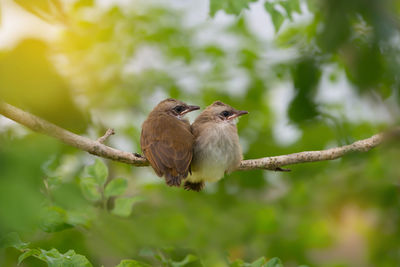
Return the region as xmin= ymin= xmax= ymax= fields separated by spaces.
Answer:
xmin=165 ymin=176 xmax=182 ymax=187
xmin=274 ymin=167 xmax=291 ymax=172
xmin=184 ymin=181 xmax=204 ymax=192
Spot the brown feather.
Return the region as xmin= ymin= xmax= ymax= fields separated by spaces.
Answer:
xmin=140 ymin=99 xmax=197 ymax=187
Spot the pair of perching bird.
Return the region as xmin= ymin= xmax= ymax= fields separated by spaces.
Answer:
xmin=140 ymin=98 xmax=248 ymax=192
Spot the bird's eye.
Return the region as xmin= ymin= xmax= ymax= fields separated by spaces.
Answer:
xmin=174 ymin=106 xmax=185 ymax=113
xmin=221 ymin=111 xmax=230 ymax=117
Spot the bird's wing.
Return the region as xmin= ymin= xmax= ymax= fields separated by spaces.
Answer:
xmin=141 ymin=114 xmax=194 ymax=178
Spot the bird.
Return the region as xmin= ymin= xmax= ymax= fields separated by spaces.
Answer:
xmin=140 ymin=98 xmax=200 ymax=187
xmin=185 ymin=101 xmax=248 ymax=191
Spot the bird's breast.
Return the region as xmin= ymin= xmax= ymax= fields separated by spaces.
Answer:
xmin=189 ymin=122 xmax=242 ymax=183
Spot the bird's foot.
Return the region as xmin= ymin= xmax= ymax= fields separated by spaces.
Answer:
xmin=274 ymin=167 xmax=291 ymax=172
xmin=165 ymin=176 xmax=182 ymax=187
xmin=184 ymin=181 xmax=204 ymax=192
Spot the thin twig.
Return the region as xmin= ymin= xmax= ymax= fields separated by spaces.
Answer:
xmin=97 ymin=128 xmax=115 ymax=144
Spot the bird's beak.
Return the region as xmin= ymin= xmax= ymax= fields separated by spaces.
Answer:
xmin=181 ymin=105 xmax=200 ymax=115
xmin=228 ymin=110 xmax=248 ymax=120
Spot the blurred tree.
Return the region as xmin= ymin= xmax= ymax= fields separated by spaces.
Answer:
xmin=0 ymin=39 xmax=88 ymax=132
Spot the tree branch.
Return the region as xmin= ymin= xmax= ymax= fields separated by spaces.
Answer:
xmin=238 ymin=131 xmax=388 ymax=171
xmin=0 ymin=102 xmax=398 ymax=171
xmin=0 ymin=102 xmax=148 ymax=166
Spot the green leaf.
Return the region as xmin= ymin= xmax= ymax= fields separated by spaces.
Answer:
xmin=66 ymin=210 xmax=93 ymax=229
xmin=86 ymin=159 xmax=108 ymax=186
xmin=41 ymin=155 xmax=58 ymax=176
xmin=288 ymin=58 xmax=321 ymax=123
xmin=104 ymin=178 xmax=128 ymax=198
xmin=279 ymin=0 xmax=302 ymax=20
xmin=40 ymin=206 xmax=73 ymax=233
xmin=229 ymin=257 xmax=267 ymax=267
xmin=289 ymin=0 xmax=301 ymax=13
xmin=115 ymin=259 xmax=152 ymax=267
xmin=171 ymin=254 xmax=199 ymax=267
xmin=18 ymin=249 xmax=40 ymax=265
xmin=210 ymin=0 xmax=257 ymax=16
xmin=264 ymin=2 xmax=285 ymax=32
xmin=0 ymin=232 xmax=29 ymax=250
xmin=266 ymin=257 xmax=283 ymax=267
xmin=80 ymin=177 xmax=102 ymax=202
xmin=250 ymin=257 xmax=267 ymax=267
xmin=279 ymin=2 xmax=293 ymax=20
xmin=61 ymin=251 xmax=93 ymax=267
xmin=37 ymin=248 xmax=93 ymax=267
xmin=46 ymin=176 xmax=62 ymax=188
xmin=112 ymin=196 xmax=142 ymax=217
xmin=229 ymin=260 xmax=245 ymax=267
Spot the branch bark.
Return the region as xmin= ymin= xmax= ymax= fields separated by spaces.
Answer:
xmin=0 ymin=102 xmax=148 ymax=166
xmin=0 ymin=102 xmax=397 ymax=171
xmin=238 ymin=133 xmax=384 ymax=170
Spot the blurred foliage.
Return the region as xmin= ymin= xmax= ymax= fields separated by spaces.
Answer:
xmin=209 ymin=0 xmax=257 ymax=16
xmin=0 ymin=39 xmax=88 ymax=132
xmin=0 ymin=0 xmax=400 ymax=266
xmin=264 ymin=0 xmax=302 ymax=32
xmin=13 ymin=0 xmax=67 ymax=24
xmin=0 ymin=232 xmax=301 ymax=267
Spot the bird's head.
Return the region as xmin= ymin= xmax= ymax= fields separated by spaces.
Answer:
xmin=153 ymin=98 xmax=200 ymax=119
xmin=202 ymin=101 xmax=248 ymax=124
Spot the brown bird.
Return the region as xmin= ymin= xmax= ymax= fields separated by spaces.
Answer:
xmin=185 ymin=101 xmax=248 ymax=191
xmin=140 ymin=98 xmax=200 ymax=187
